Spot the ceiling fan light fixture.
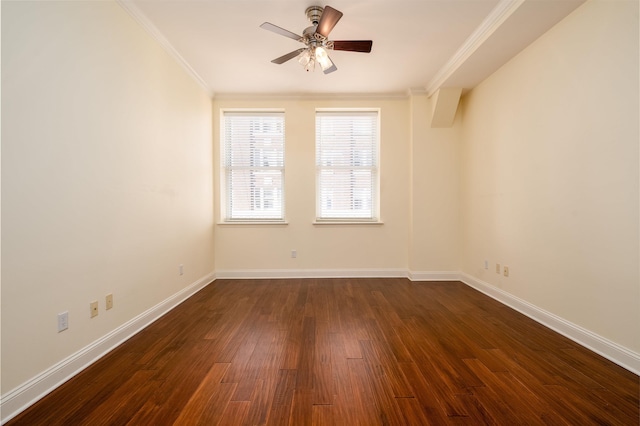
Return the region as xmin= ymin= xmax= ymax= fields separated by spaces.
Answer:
xmin=304 ymin=56 xmax=316 ymax=72
xmin=297 ymin=48 xmax=312 ymax=66
xmin=315 ymin=46 xmax=332 ymax=71
xmin=298 ymin=47 xmax=319 ymax=72
xmin=298 ymin=48 xmax=316 ymax=71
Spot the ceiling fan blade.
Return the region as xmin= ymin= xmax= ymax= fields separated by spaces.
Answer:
xmin=271 ymin=48 xmax=306 ymax=64
xmin=260 ymin=22 xmax=303 ymax=41
xmin=316 ymin=6 xmax=343 ymax=38
xmin=332 ymin=40 xmax=373 ymax=53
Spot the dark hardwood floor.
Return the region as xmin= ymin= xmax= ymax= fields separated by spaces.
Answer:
xmin=8 ymin=278 xmax=639 ymax=425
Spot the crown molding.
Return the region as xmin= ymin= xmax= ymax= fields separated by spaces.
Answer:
xmin=212 ymin=92 xmax=409 ymax=101
xmin=116 ymin=0 xmax=214 ymax=98
xmin=425 ymin=0 xmax=526 ymax=97
xmin=408 ymin=87 xmax=428 ymax=96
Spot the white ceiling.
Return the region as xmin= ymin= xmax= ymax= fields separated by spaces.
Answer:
xmin=121 ymin=0 xmax=584 ymax=96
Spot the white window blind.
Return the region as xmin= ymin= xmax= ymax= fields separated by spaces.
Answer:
xmin=222 ymin=111 xmax=284 ymax=221
xmin=316 ymin=110 xmax=379 ymax=220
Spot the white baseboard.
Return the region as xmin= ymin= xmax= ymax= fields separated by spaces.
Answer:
xmin=215 ymin=269 xmax=462 ymax=281
xmin=0 ymin=271 xmax=216 ymax=424
xmin=460 ymin=272 xmax=640 ymax=375
xmin=215 ymin=269 xmax=409 ymax=279
xmin=408 ymin=271 xmax=461 ymax=281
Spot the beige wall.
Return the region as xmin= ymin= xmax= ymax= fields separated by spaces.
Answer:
xmin=1 ymin=1 xmax=215 ymax=392
xmin=409 ymin=93 xmax=461 ymax=274
xmin=213 ymin=95 xmax=459 ymax=276
xmin=212 ymin=95 xmax=461 ymax=277
xmin=459 ymin=0 xmax=639 ymax=352
xmin=213 ymin=97 xmax=413 ymax=273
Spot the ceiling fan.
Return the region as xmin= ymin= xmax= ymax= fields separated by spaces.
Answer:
xmin=260 ymin=5 xmax=373 ymax=74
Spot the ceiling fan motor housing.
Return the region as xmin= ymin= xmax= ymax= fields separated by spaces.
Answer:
xmin=305 ymin=6 xmax=324 ymax=25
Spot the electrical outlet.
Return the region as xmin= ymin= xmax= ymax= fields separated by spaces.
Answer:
xmin=57 ymin=311 xmax=69 ymax=332
xmin=496 ymin=263 xmax=501 ymax=274
xmin=90 ymin=301 xmax=98 ymax=318
xmin=484 ymin=260 xmax=489 ymax=270
xmin=291 ymin=250 xmax=297 ymax=258
xmin=179 ymin=264 xmax=184 ymax=276
xmin=106 ymin=293 xmax=113 ymax=310
xmin=504 ymin=266 xmax=509 ymax=277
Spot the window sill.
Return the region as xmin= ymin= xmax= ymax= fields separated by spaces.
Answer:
xmin=313 ymin=220 xmax=384 ymax=226
xmin=217 ymin=221 xmax=289 ymax=226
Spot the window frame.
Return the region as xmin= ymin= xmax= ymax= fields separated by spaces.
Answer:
xmin=220 ymin=109 xmax=286 ymax=224
xmin=314 ymin=108 xmax=381 ymax=224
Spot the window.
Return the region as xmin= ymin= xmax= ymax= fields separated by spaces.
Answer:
xmin=315 ymin=110 xmax=379 ymax=221
xmin=222 ymin=111 xmax=284 ymax=221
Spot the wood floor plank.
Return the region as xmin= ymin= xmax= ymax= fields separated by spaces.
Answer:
xmin=557 ymin=347 xmax=640 ymax=397
xmin=232 ymin=327 xmax=287 ymax=402
xmin=78 ymin=370 xmax=160 ymax=425
xmin=466 ymin=383 xmax=525 ymax=424
xmin=464 ymin=358 xmax=549 ymax=426
xmin=244 ymin=379 xmax=272 ymax=426
xmin=288 ymin=389 xmax=313 ymax=426
xmin=267 ymin=281 xmax=298 ymax=325
xmin=144 ymin=341 xmax=221 ymax=424
xmin=395 ymin=318 xmax=473 ymax=417
xmin=360 ymin=335 xmax=414 ymax=398
xmin=334 ymin=283 xmax=365 ymax=359
xmin=404 ymin=316 xmax=478 ymax=394
xmin=219 ymin=328 xmax=260 ymax=383
xmin=496 ymin=370 xmax=571 ymax=425
xmin=543 ymin=384 xmax=620 ymax=425
xmin=366 ymin=301 xmax=415 ymax=363
xmin=589 ymin=387 xmax=640 ymax=422
xmin=267 ymin=369 xmax=297 ymax=425
xmin=451 ymin=393 xmax=496 ymax=425
xmin=328 ymin=332 xmax=362 ymax=426
xmin=279 ymin=284 xmax=308 ymax=369
xmin=172 ymin=363 xmax=232 ymax=425
xmin=370 ymin=290 xmax=404 ymax=325
xmin=312 ymin=320 xmax=334 ymax=405
xmin=217 ymin=401 xmax=250 ymax=426
xmin=16 ymin=351 xmax=141 ymax=425
xmin=358 ymin=339 xmax=407 ymax=424
xmin=395 ymin=396 xmax=438 ymax=425
xmin=307 ymin=279 xmax=331 ymax=325
xmin=124 ymin=400 xmax=161 ymax=425
xmin=295 ymin=316 xmax=316 ymax=388
xmin=256 ymin=331 xmax=291 ymax=418
xmin=312 ymin=404 xmax=335 ymax=425
xmin=552 ymin=376 xmax=640 ymax=425
xmin=397 ymin=361 xmax=450 ymax=423
xmin=181 ymin=383 xmax=237 ymax=426
xmin=7 ymin=278 xmax=638 ymax=426
xmin=347 ymin=357 xmax=386 ymax=425
xmin=215 ymin=309 xmax=265 ymax=364
xmin=477 ymin=347 xmax=604 ymax=425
